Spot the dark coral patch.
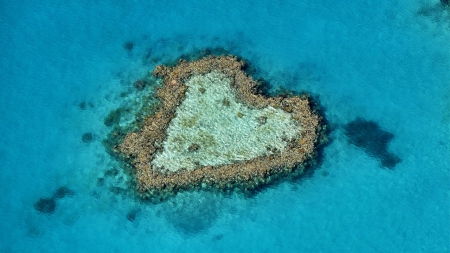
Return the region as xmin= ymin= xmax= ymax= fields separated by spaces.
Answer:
xmin=104 ymin=108 xmax=126 ymax=127
xmin=53 ymin=186 xmax=74 ymax=199
xmin=133 ymin=80 xmax=147 ymax=90
xmin=78 ymin=101 xmax=87 ymax=110
xmin=34 ymin=197 xmax=56 ymax=214
xmin=126 ymin=208 xmax=141 ymax=222
xmin=344 ymin=117 xmax=401 ymax=169
xmin=34 ymin=186 xmax=74 ymax=214
xmin=82 ymin=133 xmax=93 ymax=143
xmin=123 ymin=41 xmax=134 ymax=52
xmin=78 ymin=101 xmax=94 ymax=110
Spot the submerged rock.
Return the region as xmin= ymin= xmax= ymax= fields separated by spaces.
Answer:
xmin=133 ymin=80 xmax=146 ymax=90
xmin=344 ymin=117 xmax=401 ymax=169
xmin=123 ymin=41 xmax=134 ymax=52
xmin=34 ymin=197 xmax=56 ymax=214
xmin=126 ymin=208 xmax=141 ymax=222
xmin=104 ymin=108 xmax=126 ymax=127
xmin=81 ymin=133 xmax=93 ymax=143
xmin=53 ymin=186 xmax=74 ymax=199
xmin=34 ymin=186 xmax=75 ymax=214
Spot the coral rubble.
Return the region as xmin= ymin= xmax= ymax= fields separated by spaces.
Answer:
xmin=115 ymin=55 xmax=323 ymax=199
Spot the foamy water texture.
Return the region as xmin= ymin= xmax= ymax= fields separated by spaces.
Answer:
xmin=1 ymin=0 xmax=449 ymax=252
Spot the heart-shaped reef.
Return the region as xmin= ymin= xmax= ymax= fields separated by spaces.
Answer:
xmin=110 ymin=55 xmax=326 ymax=201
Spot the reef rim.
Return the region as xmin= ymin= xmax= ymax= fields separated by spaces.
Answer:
xmin=113 ymin=55 xmax=324 ymax=200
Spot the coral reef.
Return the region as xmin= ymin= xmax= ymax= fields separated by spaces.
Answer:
xmin=123 ymin=41 xmax=134 ymax=52
xmin=344 ymin=117 xmax=401 ymax=169
xmin=34 ymin=197 xmax=56 ymax=214
xmin=81 ymin=133 xmax=93 ymax=143
xmin=114 ymin=55 xmax=324 ymax=200
xmin=33 ymin=186 xmax=74 ymax=214
xmin=53 ymin=186 xmax=75 ymax=199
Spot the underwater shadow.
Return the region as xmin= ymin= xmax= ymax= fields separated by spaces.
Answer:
xmin=33 ymin=186 xmax=75 ymax=214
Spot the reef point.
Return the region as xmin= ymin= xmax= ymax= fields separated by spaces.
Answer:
xmin=116 ymin=55 xmax=323 ymax=199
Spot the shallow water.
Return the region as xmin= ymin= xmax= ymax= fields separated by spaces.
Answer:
xmin=1 ymin=0 xmax=449 ymax=252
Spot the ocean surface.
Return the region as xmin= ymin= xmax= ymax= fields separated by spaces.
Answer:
xmin=1 ymin=0 xmax=449 ymax=252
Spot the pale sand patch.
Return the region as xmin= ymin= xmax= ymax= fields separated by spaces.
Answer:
xmin=152 ymin=71 xmax=301 ymax=172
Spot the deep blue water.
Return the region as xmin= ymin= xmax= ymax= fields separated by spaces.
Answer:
xmin=1 ymin=0 xmax=449 ymax=252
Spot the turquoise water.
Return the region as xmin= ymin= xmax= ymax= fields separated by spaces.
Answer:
xmin=1 ymin=0 xmax=449 ymax=252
